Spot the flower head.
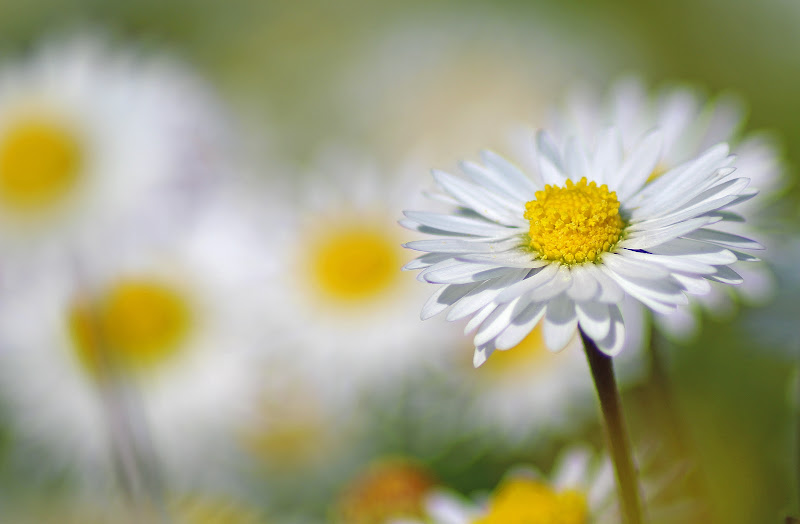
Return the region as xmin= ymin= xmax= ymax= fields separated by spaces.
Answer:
xmin=549 ymin=77 xmax=785 ymax=339
xmin=402 ymin=128 xmax=760 ymax=365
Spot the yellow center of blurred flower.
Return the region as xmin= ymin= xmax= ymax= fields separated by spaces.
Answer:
xmin=473 ymin=478 xmax=588 ymax=524
xmin=0 ymin=118 xmax=83 ymax=214
xmin=335 ymin=460 xmax=436 ymax=524
xmin=69 ymin=280 xmax=191 ymax=377
xmin=309 ymin=226 xmax=401 ymax=303
xmin=524 ymin=177 xmax=624 ymax=264
xmin=244 ymin=398 xmax=329 ymax=470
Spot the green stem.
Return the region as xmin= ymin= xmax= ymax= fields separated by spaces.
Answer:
xmin=581 ymin=328 xmax=644 ymax=524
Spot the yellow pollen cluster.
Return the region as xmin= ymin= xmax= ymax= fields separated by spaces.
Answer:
xmin=524 ymin=177 xmax=624 ymax=264
xmin=473 ymin=478 xmax=588 ymax=524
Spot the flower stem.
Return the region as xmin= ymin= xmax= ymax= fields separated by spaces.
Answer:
xmin=580 ymin=328 xmax=643 ymax=524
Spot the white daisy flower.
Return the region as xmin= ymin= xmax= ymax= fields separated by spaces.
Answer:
xmin=548 ymin=77 xmax=784 ymax=339
xmin=260 ymin=147 xmax=461 ymax=388
xmin=391 ymin=447 xmax=615 ymax=524
xmin=402 ymin=128 xmax=760 ymax=365
xmin=0 ymin=201 xmax=267 ymax=487
xmin=0 ymin=34 xmax=227 ymax=273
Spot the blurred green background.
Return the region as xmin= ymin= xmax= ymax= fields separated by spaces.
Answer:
xmin=0 ymin=1 xmax=796 ymax=523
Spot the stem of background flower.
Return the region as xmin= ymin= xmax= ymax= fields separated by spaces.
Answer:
xmin=580 ymin=328 xmax=644 ymax=524
xmin=72 ymin=262 xmax=168 ymax=524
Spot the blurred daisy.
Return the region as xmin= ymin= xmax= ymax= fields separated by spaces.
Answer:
xmin=0 ymin=202 xmax=266 ymax=486
xmin=402 ymin=128 xmax=760 ymax=365
xmin=393 ymin=447 xmax=615 ymax=524
xmin=334 ymin=457 xmax=437 ymax=524
xmin=261 ymin=148 xmax=460 ymax=388
xmin=0 ymin=34 xmax=229 ymax=274
xmin=548 ymin=77 xmax=785 ymax=339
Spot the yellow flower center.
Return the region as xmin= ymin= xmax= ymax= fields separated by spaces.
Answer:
xmin=68 ymin=279 xmax=192 ymax=378
xmin=473 ymin=478 xmax=588 ymax=524
xmin=524 ymin=177 xmax=624 ymax=264
xmin=0 ymin=117 xmax=83 ymax=214
xmin=308 ymin=225 xmax=401 ymax=303
xmin=335 ymin=460 xmax=436 ymax=524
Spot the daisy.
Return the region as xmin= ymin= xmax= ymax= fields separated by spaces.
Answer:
xmin=391 ymin=447 xmax=615 ymax=524
xmin=402 ymin=128 xmax=760 ymax=365
xmin=0 ymin=34 xmax=227 ymax=276
xmin=259 ymin=147 xmax=461 ymax=390
xmin=548 ymin=77 xmax=784 ymax=339
xmin=0 ymin=200 xmax=267 ymax=488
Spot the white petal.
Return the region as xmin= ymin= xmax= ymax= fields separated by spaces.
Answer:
xmin=594 ymin=305 xmax=625 ymax=356
xmin=474 ymin=297 xmax=526 ymax=347
xmin=672 ymin=272 xmax=712 ymax=295
xmin=565 ymin=136 xmax=591 ymax=180
xmin=480 ymin=149 xmax=539 ymax=197
xmin=566 ymin=265 xmax=599 ymax=302
xmin=581 ymin=263 xmax=624 ymax=303
xmin=404 ymin=237 xmax=519 ymax=254
xmin=459 ymin=251 xmax=548 ymax=269
xmin=494 ymin=264 xmax=559 ymax=304
xmin=421 ymin=283 xmax=480 ymax=320
xmin=600 ymin=265 xmax=686 ymax=313
xmin=576 ymin=302 xmax=612 ymax=341
xmin=707 ymin=265 xmax=743 ymax=284
xmin=619 ymin=216 xmax=720 ymax=251
xmin=494 ymin=302 xmax=548 ymax=350
xmin=432 ymin=170 xmax=520 ymax=225
xmin=543 ymin=295 xmax=578 ymax=352
xmin=447 ymin=270 xmax=529 ymax=321
xmin=473 ymin=342 xmax=495 ymax=368
xmin=614 ymin=130 xmax=663 ymax=200
xmin=422 ymin=262 xmax=513 ymax=284
xmin=528 ymin=265 xmax=574 ymax=302
xmin=620 ymin=250 xmax=716 ymax=275
xmin=593 ymin=127 xmax=623 ymax=185
xmin=646 ymin=238 xmax=737 ymax=265
xmin=402 ymin=253 xmax=451 ymax=271
xmin=403 ymin=210 xmax=514 ymax=237
xmin=464 ymin=303 xmax=496 ymax=334
xmin=602 ymin=253 xmax=670 ymax=280
xmin=684 ymin=229 xmax=764 ymax=250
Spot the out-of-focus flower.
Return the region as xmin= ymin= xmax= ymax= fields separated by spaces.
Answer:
xmin=259 ymin=148 xmax=460 ymax=389
xmin=0 ymin=202 xmax=268 ymax=486
xmin=402 ymin=127 xmax=760 ymax=365
xmin=334 ymin=458 xmax=437 ymax=524
xmin=547 ymin=77 xmax=785 ymax=339
xmin=0 ymin=34 xmax=230 ymax=275
xmin=392 ymin=447 xmax=615 ymax=524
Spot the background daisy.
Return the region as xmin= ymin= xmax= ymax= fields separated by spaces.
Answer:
xmin=0 ymin=200 xmax=268 ymax=490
